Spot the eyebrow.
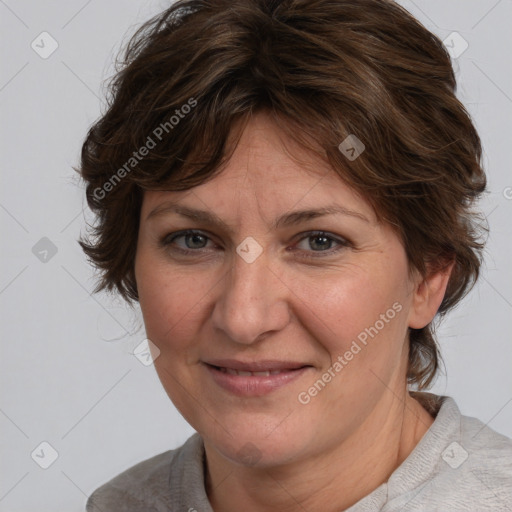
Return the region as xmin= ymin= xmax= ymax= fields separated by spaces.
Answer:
xmin=146 ymin=201 xmax=369 ymax=233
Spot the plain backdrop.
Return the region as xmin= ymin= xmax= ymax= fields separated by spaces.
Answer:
xmin=1 ymin=1 xmax=511 ymax=510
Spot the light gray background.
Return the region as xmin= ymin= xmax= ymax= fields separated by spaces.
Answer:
xmin=1 ymin=1 xmax=511 ymax=510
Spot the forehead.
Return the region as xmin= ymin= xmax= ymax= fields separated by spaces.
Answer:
xmin=141 ymin=113 xmax=377 ymax=224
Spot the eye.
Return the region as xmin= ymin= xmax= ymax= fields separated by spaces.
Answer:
xmin=160 ymin=229 xmax=349 ymax=259
xmin=160 ymin=230 xmax=218 ymax=255
xmin=291 ymin=231 xmax=350 ymax=258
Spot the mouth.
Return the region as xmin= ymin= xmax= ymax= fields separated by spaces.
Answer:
xmin=202 ymin=360 xmax=313 ymax=397
xmin=216 ymin=367 xmax=293 ymax=376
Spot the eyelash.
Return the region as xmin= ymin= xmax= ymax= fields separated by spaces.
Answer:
xmin=159 ymin=229 xmax=350 ymax=259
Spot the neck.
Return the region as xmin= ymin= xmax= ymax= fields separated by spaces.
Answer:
xmin=205 ymin=391 xmax=434 ymax=512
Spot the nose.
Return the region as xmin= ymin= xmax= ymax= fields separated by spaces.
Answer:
xmin=211 ymin=248 xmax=291 ymax=345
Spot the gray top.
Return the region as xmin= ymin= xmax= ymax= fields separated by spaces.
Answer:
xmin=86 ymin=393 xmax=512 ymax=511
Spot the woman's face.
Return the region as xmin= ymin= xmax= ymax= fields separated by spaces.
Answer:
xmin=135 ymin=113 xmax=422 ymax=467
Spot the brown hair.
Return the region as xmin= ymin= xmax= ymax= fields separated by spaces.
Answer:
xmin=77 ymin=0 xmax=487 ymax=389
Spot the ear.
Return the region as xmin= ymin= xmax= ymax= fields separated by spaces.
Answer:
xmin=408 ymin=261 xmax=455 ymax=329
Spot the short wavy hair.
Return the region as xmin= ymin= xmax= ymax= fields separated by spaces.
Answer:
xmin=77 ymin=0 xmax=487 ymax=389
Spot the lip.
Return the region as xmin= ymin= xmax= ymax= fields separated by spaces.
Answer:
xmin=203 ymin=359 xmax=312 ymax=397
xmin=204 ymin=359 xmax=308 ymax=372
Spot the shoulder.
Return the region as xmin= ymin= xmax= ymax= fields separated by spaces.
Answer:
xmin=444 ymin=396 xmax=512 ymax=487
xmin=457 ymin=406 xmax=512 ymax=493
xmin=400 ymin=394 xmax=512 ymax=511
xmin=86 ymin=433 xmax=205 ymax=512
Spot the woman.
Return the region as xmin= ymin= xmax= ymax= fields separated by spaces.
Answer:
xmin=78 ymin=0 xmax=512 ymax=510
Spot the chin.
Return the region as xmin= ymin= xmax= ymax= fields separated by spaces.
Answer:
xmin=201 ymin=414 xmax=313 ymax=469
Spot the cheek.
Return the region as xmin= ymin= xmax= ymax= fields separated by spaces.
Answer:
xmin=135 ymin=256 xmax=215 ymax=422
xmin=291 ymin=263 xmax=408 ymax=349
xmin=135 ymin=254 xmax=213 ymax=356
xmin=289 ymin=262 xmax=411 ymax=410
xmin=288 ymin=270 xmax=410 ymax=430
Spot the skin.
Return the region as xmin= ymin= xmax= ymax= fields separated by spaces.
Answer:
xmin=134 ymin=112 xmax=452 ymax=511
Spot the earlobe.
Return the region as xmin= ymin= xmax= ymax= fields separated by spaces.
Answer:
xmin=408 ymin=261 xmax=455 ymax=329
